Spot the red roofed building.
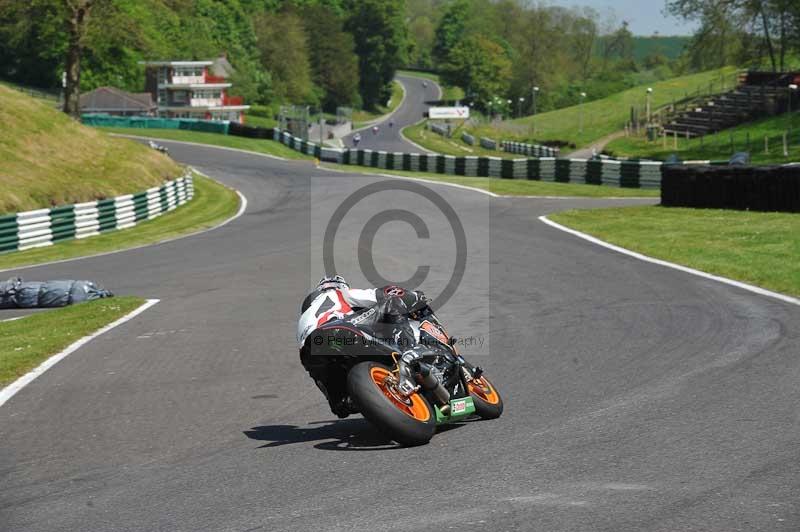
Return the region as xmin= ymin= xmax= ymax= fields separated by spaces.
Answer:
xmin=140 ymin=56 xmax=249 ymax=122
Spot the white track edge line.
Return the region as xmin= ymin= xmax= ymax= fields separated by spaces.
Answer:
xmin=0 ymin=298 xmax=160 ymax=408
xmin=539 ymin=215 xmax=800 ymax=308
xmin=0 ymin=168 xmax=247 ymax=274
xmin=110 ymin=133 xmax=287 ymax=161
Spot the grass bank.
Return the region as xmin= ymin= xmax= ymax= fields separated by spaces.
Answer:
xmin=402 ymin=121 xmax=519 ymax=158
xmin=604 ymin=112 xmax=800 ymax=164
xmin=468 ymin=67 xmax=737 ymax=149
xmin=98 ymin=127 xmax=312 ymax=160
xmin=550 ymin=206 xmax=800 ymax=297
xmin=0 ymin=84 xmax=182 ymax=213
xmin=321 ymin=163 xmax=659 ymax=198
xmin=0 ymin=296 xmax=145 ymax=387
xmin=0 ymin=173 xmax=240 ymax=270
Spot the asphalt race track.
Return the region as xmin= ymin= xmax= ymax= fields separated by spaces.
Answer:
xmin=342 ymin=74 xmax=440 ymax=153
xmin=3 ymin=86 xmax=800 ymax=532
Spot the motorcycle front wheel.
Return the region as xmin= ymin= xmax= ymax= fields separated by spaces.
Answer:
xmin=467 ymin=374 xmax=504 ymax=419
xmin=347 ymin=361 xmax=436 ymax=446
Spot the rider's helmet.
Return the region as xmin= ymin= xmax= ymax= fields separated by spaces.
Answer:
xmin=317 ymin=274 xmax=349 ymax=292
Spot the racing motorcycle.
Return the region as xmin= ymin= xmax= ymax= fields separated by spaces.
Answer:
xmin=298 ymin=287 xmax=503 ymax=446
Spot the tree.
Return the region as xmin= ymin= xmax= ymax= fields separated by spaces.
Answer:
xmin=303 ymin=5 xmax=360 ymax=111
xmin=441 ymin=34 xmax=511 ymax=109
xmin=432 ymin=0 xmax=471 ymax=65
xmin=345 ymin=0 xmax=407 ymax=109
xmin=0 ymin=0 xmax=102 ymax=117
xmin=666 ymin=0 xmax=800 ymax=72
xmin=254 ymin=10 xmax=316 ymax=105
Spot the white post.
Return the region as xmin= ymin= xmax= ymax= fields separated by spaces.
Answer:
xmin=765 ymin=136 xmax=768 ymax=155
xmin=783 ymin=132 xmax=788 ymax=157
xmin=673 ymin=131 xmax=678 ymax=150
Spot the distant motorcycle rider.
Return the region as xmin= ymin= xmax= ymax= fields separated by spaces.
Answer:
xmin=298 ymin=275 xmax=431 ymax=417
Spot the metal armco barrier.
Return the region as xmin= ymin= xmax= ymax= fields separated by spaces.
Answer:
xmin=268 ymin=127 xmax=663 ymax=189
xmin=0 ymin=174 xmax=194 ymax=254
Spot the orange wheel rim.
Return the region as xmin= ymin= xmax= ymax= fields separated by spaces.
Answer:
xmin=370 ymin=367 xmax=431 ymax=422
xmin=468 ymin=376 xmax=500 ymax=405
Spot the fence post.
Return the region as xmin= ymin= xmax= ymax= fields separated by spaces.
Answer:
xmin=674 ymin=130 xmax=678 ymax=150
xmin=765 ymin=136 xmax=769 ymax=154
xmin=784 ymin=132 xmax=789 ymax=157
xmin=730 ymin=132 xmax=734 ymax=154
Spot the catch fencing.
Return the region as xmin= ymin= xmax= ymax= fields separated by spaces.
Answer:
xmin=0 ymin=174 xmax=194 ymax=254
xmin=82 ymin=114 xmax=229 ymax=134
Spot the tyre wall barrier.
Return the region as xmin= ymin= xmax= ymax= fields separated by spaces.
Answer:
xmin=480 ymin=137 xmax=498 ymax=150
xmin=462 ymin=132 xmax=475 ymax=145
xmin=661 ymin=164 xmax=800 ymax=212
xmin=428 ymin=122 xmax=450 ymax=136
xmin=0 ymin=174 xmax=194 ymax=254
xmin=501 ymin=140 xmax=559 ymax=158
xmin=268 ymin=128 xmax=661 ymax=188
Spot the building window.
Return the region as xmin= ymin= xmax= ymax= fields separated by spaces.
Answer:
xmin=172 ymin=91 xmax=187 ymax=103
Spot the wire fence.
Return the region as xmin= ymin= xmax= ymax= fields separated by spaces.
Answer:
xmin=630 ymin=125 xmax=800 ymax=161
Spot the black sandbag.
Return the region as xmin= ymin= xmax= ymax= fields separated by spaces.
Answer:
xmin=0 ymin=278 xmax=113 ymax=308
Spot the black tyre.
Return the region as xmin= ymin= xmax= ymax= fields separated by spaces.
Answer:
xmin=347 ymin=361 xmax=436 ymax=446
xmin=468 ymin=374 xmax=504 ymax=419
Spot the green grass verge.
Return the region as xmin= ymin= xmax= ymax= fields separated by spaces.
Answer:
xmin=605 ymin=112 xmax=800 ymax=164
xmin=97 ymin=127 xmax=312 ymax=160
xmin=321 ymin=163 xmax=658 ymax=198
xmin=550 ymin=206 xmax=800 ymax=297
xmin=0 ymin=85 xmax=182 ymax=213
xmin=402 ymin=121 xmax=521 ymax=158
xmin=467 ymin=67 xmax=738 ymax=149
xmin=352 ymin=81 xmax=405 ymax=127
xmin=396 ymin=70 xmax=464 ymax=101
xmin=0 ymin=173 xmax=239 ymax=270
xmin=0 ymin=296 xmax=145 ymax=387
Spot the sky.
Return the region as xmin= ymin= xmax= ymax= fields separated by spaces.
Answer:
xmin=547 ymin=0 xmax=699 ymax=36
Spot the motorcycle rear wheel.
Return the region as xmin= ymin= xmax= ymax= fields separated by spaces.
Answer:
xmin=468 ymin=374 xmax=504 ymax=419
xmin=347 ymin=361 xmax=436 ymax=446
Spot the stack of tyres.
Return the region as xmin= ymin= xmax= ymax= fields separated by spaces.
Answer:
xmin=729 ymin=166 xmax=753 ymax=210
xmin=477 ymin=157 xmax=489 ymax=178
xmin=782 ymin=165 xmax=800 ymax=212
xmin=526 ymin=159 xmax=541 ymax=180
xmin=555 ymin=159 xmax=571 ymax=183
xmin=748 ymin=166 xmax=769 ymax=211
xmin=620 ymin=161 xmax=640 ymax=188
xmin=586 ymin=160 xmax=603 ymax=185
xmin=660 ymin=164 xmax=684 ymax=206
xmin=758 ymin=166 xmax=781 ymax=211
xmin=501 ymin=159 xmax=514 ymax=179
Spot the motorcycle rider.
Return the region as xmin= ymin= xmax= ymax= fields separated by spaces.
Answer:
xmin=352 ymin=132 xmax=361 ymax=147
xmin=298 ymin=275 xmax=430 ymax=417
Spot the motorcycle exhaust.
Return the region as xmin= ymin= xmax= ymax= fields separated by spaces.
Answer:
xmin=416 ymin=363 xmax=451 ymax=415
